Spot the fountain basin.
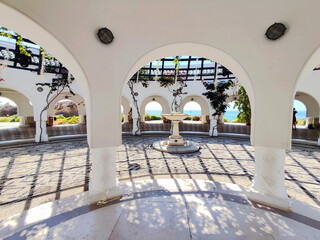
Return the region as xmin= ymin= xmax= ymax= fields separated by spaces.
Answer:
xmin=153 ymin=112 xmax=199 ymax=153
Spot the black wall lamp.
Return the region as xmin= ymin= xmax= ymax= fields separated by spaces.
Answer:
xmin=265 ymin=23 xmax=286 ymax=40
xmin=97 ymin=27 xmax=114 ymax=44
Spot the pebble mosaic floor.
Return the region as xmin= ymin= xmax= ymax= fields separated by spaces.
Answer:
xmin=0 ymin=135 xmax=319 ymax=220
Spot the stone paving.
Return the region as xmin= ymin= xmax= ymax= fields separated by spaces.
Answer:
xmin=0 ymin=135 xmax=319 ymax=220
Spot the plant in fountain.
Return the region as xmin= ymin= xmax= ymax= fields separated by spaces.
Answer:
xmin=36 ymin=73 xmax=75 ymax=142
xmin=127 ymin=69 xmax=149 ymax=135
xmin=157 ymin=56 xmax=187 ymax=112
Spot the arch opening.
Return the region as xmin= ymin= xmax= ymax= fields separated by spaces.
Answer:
xmin=53 ymin=99 xmax=79 ymax=125
xmin=145 ymin=101 xmax=162 ymax=121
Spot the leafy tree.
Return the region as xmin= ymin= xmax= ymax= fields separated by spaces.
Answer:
xmin=202 ymin=80 xmax=232 ymax=117
xmin=234 ymin=86 xmax=251 ymax=125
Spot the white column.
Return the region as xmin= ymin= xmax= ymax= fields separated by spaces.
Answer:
xmin=19 ymin=116 xmax=28 ymax=127
xmin=132 ymin=117 xmax=140 ymax=135
xmin=123 ymin=114 xmax=129 ymax=123
xmin=35 ymin=120 xmax=48 ymax=142
xmin=209 ymin=116 xmax=218 ymax=136
xmin=249 ymin=146 xmax=290 ymax=210
xmin=201 ymin=115 xmax=207 ymax=124
xmin=89 ymin=146 xmax=123 ymax=204
xmin=141 ymin=114 xmax=145 ymax=122
xmin=306 ymin=117 xmax=313 ymax=127
xmin=79 ymin=114 xmax=86 ymax=124
xmin=220 ymin=113 xmax=225 ymax=124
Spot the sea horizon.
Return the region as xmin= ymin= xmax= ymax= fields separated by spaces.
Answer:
xmin=145 ymin=109 xmax=307 ymax=122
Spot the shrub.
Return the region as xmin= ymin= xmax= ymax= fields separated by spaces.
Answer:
xmin=0 ymin=116 xmax=19 ymax=122
xmin=184 ymin=116 xmax=192 ymax=120
xmin=54 ymin=115 xmax=79 ymax=124
xmin=145 ymin=114 xmax=151 ymax=121
xmin=150 ymin=115 xmax=161 ymax=120
xmin=297 ymin=119 xmax=306 ymax=125
xmin=121 ymin=115 xmax=124 ymax=122
xmin=224 ymin=117 xmax=228 ymax=123
xmin=55 ymin=119 xmax=66 ymax=125
xmin=192 ymin=116 xmax=200 ymax=121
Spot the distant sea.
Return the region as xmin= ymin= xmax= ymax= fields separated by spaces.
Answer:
xmin=146 ymin=109 xmax=307 ymax=121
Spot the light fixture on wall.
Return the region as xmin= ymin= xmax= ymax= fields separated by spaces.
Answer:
xmin=97 ymin=27 xmax=114 ymax=44
xmin=265 ymin=23 xmax=286 ymax=40
xmin=152 ymin=98 xmax=155 ymax=101
xmin=37 ymin=87 xmax=43 ymax=92
xmin=65 ymin=96 xmax=69 ymax=99
xmin=191 ymin=98 xmax=194 ymax=101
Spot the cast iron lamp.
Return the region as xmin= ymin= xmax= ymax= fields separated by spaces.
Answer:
xmin=265 ymin=23 xmax=286 ymax=40
xmin=97 ymin=27 xmax=114 ymax=44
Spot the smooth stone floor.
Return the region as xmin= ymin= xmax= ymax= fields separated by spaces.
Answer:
xmin=0 ymin=179 xmax=319 ymax=240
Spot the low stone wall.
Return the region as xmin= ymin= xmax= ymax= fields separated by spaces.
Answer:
xmin=0 ymin=124 xmax=87 ymax=141
xmin=0 ymin=123 xmax=318 ymax=142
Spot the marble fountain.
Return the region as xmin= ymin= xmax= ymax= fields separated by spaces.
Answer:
xmin=153 ymin=112 xmax=200 ymax=153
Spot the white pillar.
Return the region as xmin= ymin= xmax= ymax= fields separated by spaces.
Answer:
xmin=79 ymin=114 xmax=86 ymax=124
xmin=141 ymin=114 xmax=145 ymax=122
xmin=306 ymin=117 xmax=313 ymax=127
xmin=35 ymin=120 xmax=48 ymax=142
xmin=132 ymin=117 xmax=140 ymax=135
xmin=201 ymin=115 xmax=207 ymax=124
xmin=250 ymin=146 xmax=290 ymax=210
xmin=89 ymin=146 xmax=123 ymax=204
xmin=209 ymin=116 xmax=218 ymax=136
xmin=19 ymin=116 xmax=28 ymax=127
xmin=123 ymin=114 xmax=129 ymax=123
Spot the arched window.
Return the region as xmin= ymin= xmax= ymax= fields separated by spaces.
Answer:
xmin=293 ymin=100 xmax=306 ymax=126
xmin=0 ymin=96 xmax=17 ymax=116
xmin=145 ymin=102 xmax=162 ymax=121
xmin=145 ymin=102 xmax=162 ymax=117
xmin=224 ymin=101 xmax=240 ymax=123
xmin=183 ymin=101 xmax=201 ymax=116
xmin=54 ymin=100 xmax=79 ymax=125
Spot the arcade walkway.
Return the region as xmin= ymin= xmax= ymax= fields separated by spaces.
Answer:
xmin=0 ymin=135 xmax=319 ymax=221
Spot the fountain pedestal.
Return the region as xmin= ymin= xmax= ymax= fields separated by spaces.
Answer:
xmin=153 ymin=112 xmax=199 ymax=153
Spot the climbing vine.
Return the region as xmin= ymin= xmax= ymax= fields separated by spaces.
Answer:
xmin=157 ymin=56 xmax=187 ymax=112
xmin=36 ymin=74 xmax=75 ymax=142
xmin=128 ymin=69 xmax=150 ymax=135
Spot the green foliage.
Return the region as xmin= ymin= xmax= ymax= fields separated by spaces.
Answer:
xmin=0 ymin=116 xmax=19 ymax=122
xmin=54 ymin=115 xmax=79 ymax=124
xmin=145 ymin=114 xmax=161 ymax=121
xmin=224 ymin=117 xmax=228 ymax=122
xmin=151 ymin=115 xmax=161 ymax=120
xmin=297 ymin=119 xmax=306 ymax=125
xmin=0 ymin=27 xmax=31 ymax=57
xmin=145 ymin=114 xmax=151 ymax=121
xmin=137 ymin=69 xmax=150 ymax=88
xmin=184 ymin=116 xmax=192 ymax=120
xmin=192 ymin=116 xmax=201 ymax=121
xmin=202 ymin=80 xmax=232 ymax=117
xmin=231 ymin=113 xmax=247 ymax=123
xmin=234 ymin=86 xmax=251 ymax=125
xmin=121 ymin=115 xmax=124 ymax=122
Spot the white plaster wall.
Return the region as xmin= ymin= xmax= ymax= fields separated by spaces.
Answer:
xmin=295 ymin=92 xmax=319 ymax=118
xmin=0 ymin=88 xmax=33 ymax=116
xmin=47 ymin=92 xmax=86 ymax=116
xmin=121 ymin=96 xmax=131 ymax=115
xmin=2 ymin=0 xmax=320 ymax=150
xmin=140 ymin=96 xmax=170 ymax=117
xmin=122 ymin=80 xmax=235 ymax=118
xmin=180 ymin=95 xmax=210 ymax=116
xmin=296 ymin=70 xmax=320 ymax=116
